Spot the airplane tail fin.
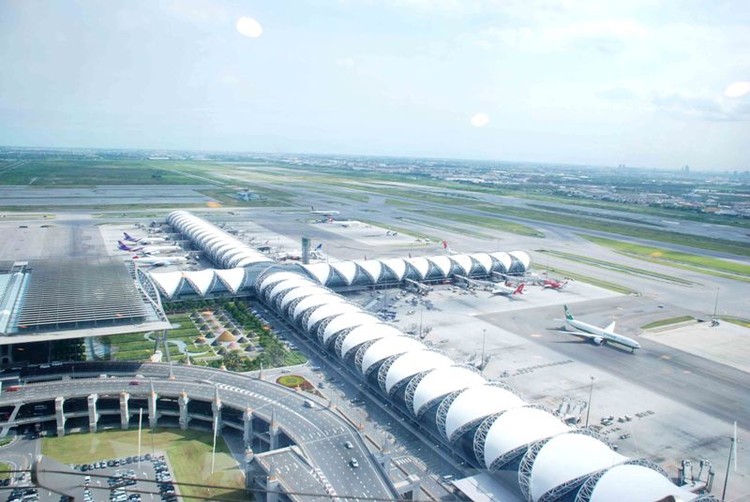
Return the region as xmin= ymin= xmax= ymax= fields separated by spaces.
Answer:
xmin=564 ymin=305 xmax=574 ymax=321
xmin=123 ymin=232 xmax=137 ymax=242
xmin=514 ymin=283 xmax=525 ymax=295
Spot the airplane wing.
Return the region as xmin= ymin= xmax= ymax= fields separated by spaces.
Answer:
xmin=557 ymin=329 xmax=599 ymax=340
xmin=604 ymin=321 xmax=616 ymax=334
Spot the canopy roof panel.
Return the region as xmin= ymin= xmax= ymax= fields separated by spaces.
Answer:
xmin=385 ymin=350 xmax=453 ymax=394
xmin=445 ymin=386 xmax=525 ymax=441
xmin=331 ymin=261 xmax=358 ymax=285
xmin=305 ymin=302 xmax=361 ymax=331
xmin=183 ymin=270 xmax=215 ymax=296
xmin=149 ymin=271 xmax=184 ymax=299
xmin=509 ymin=251 xmax=531 ymax=271
xmin=354 ymin=260 xmax=382 ymax=282
xmin=215 ymin=268 xmax=247 ymax=294
xmin=381 ymin=258 xmax=407 ymax=280
xmin=586 ymin=464 xmax=697 ymax=502
xmin=301 ymin=263 xmax=332 ymax=285
xmin=411 ymin=367 xmax=485 ymax=416
xmin=427 ymin=256 xmax=453 ymax=276
xmin=405 ymin=257 xmax=430 ymax=279
xmin=360 ymin=336 xmax=427 ymax=375
xmin=450 ymin=255 xmax=474 ymax=275
xmin=469 ymin=253 xmax=493 ymax=274
xmin=322 ymin=312 xmax=381 ymax=343
xmin=339 ymin=324 xmax=400 ymax=358
xmin=529 ymin=433 xmax=626 ymax=502
xmin=484 ymin=408 xmax=570 ymax=468
xmin=490 ymin=252 xmax=511 ymax=273
xmin=257 ymin=271 xmax=301 ymax=294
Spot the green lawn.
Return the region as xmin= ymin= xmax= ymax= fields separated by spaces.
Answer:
xmin=581 ymin=235 xmax=750 ymax=281
xmin=641 ymin=316 xmax=695 ymax=330
xmin=538 ymin=249 xmax=694 ymax=285
xmin=543 ymin=266 xmax=636 ymax=294
xmin=42 ymin=429 xmax=246 ymax=500
xmin=0 ymin=160 xmax=199 ymax=186
xmin=415 ymin=209 xmax=544 ymax=238
xmin=0 ymin=461 xmax=12 ymax=480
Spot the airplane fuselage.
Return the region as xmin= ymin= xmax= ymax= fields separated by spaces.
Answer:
xmin=565 ymin=318 xmax=641 ymax=351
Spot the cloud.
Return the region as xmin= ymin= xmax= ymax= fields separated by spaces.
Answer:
xmin=653 ymin=92 xmax=750 ymax=121
xmin=724 ymin=81 xmax=750 ymax=99
xmin=470 ymin=112 xmax=490 ymax=127
xmin=596 ymin=87 xmax=637 ymax=101
xmin=476 ymin=19 xmax=648 ymax=54
xmin=236 ymin=17 xmax=263 ymax=39
xmin=336 ymin=57 xmax=357 ymax=68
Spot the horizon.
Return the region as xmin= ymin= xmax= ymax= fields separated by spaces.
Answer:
xmin=1 ymin=1 xmax=749 ymax=172
xmin=2 ymin=144 xmax=745 ymax=175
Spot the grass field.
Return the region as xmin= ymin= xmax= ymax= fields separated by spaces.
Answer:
xmin=641 ymin=316 xmax=695 ymax=329
xmin=544 ymin=266 xmax=636 ymax=294
xmin=539 ymin=249 xmax=694 ymax=285
xmin=42 ymin=429 xmax=246 ymax=500
xmin=0 ymin=461 xmax=11 ymax=480
xmin=416 ymin=209 xmax=544 ymax=238
xmin=581 ymin=235 xmax=750 ymax=282
xmin=0 ymin=160 xmax=199 ymax=186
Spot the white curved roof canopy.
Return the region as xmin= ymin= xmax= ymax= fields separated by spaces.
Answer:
xmin=381 ymin=258 xmax=407 ymax=280
xmin=586 ymin=464 xmax=698 ymax=502
xmin=483 ymin=408 xmax=571 ymax=469
xmin=183 ymin=270 xmax=216 ymax=296
xmin=167 ymin=210 xmax=272 ymax=268
xmin=360 ymin=336 xmax=427 ymax=375
xmin=257 ymin=272 xmax=301 ymax=295
xmin=385 ymin=350 xmax=453 ymax=394
xmin=406 ymin=257 xmax=431 ymax=279
xmin=322 ymin=312 xmax=382 ymax=344
xmin=339 ymin=324 xmax=401 ymax=358
xmin=148 ymin=271 xmax=184 ymax=299
xmin=469 ymin=253 xmax=494 ymax=274
xmin=331 ymin=261 xmax=358 ymax=285
xmin=450 ymin=255 xmax=475 ymax=275
xmin=289 ymin=292 xmax=340 ymax=321
xmin=215 ymin=268 xmax=247 ymax=294
xmin=509 ymin=250 xmax=531 ymax=271
xmin=354 ymin=260 xmax=382 ymax=282
xmin=411 ymin=366 xmax=486 ymax=416
xmin=529 ymin=433 xmax=626 ymax=502
xmin=444 ymin=386 xmax=525 ymax=441
xmin=490 ymin=252 xmax=512 ymax=272
xmin=266 ymin=278 xmax=313 ymax=302
xmin=278 ymin=286 xmax=323 ymax=311
xmin=427 ymin=256 xmax=453 ymax=276
xmin=305 ymin=302 xmax=362 ymax=331
xmin=301 ymin=263 xmax=332 ymax=285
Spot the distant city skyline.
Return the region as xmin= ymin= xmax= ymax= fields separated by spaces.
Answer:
xmin=1 ymin=0 xmax=749 ymax=171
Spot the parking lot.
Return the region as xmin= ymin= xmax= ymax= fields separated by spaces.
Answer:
xmin=2 ymin=453 xmax=177 ymax=502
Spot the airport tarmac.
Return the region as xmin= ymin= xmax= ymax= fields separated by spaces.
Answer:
xmin=341 ymin=281 xmax=750 ymax=498
xmin=2 ymin=185 xmax=748 ymax=499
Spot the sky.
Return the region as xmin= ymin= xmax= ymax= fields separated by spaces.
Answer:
xmin=1 ymin=0 xmax=749 ymax=171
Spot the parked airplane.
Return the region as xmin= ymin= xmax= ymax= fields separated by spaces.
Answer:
xmin=130 ymin=255 xmax=188 ymax=267
xmin=560 ymin=305 xmax=641 ymax=353
xmin=543 ymin=278 xmax=570 ymax=290
xmin=123 ymin=232 xmax=169 ymax=245
xmin=310 ymin=206 xmax=340 ymax=216
xmin=118 ymin=241 xmax=182 ymax=255
xmin=491 ymin=283 xmax=525 ymax=297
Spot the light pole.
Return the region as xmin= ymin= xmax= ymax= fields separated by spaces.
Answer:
xmin=585 ymin=376 xmax=595 ymax=428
